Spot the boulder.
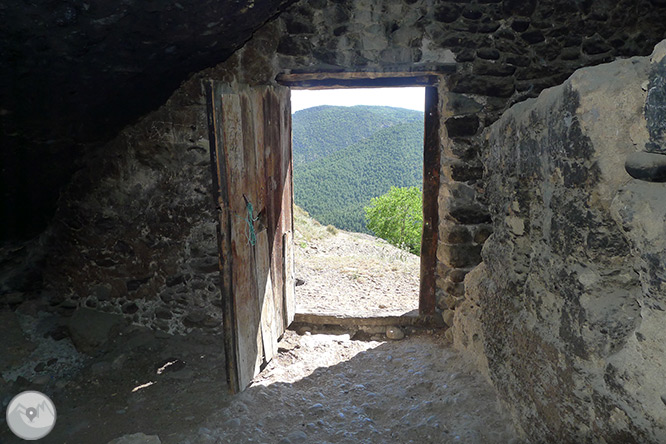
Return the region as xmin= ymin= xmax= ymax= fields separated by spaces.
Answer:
xmin=68 ymin=308 xmax=128 ymax=354
xmin=457 ymin=39 xmax=666 ymax=442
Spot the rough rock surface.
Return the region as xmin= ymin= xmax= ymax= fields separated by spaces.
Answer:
xmin=0 ymin=310 xmax=36 ymax=372
xmin=107 ymin=434 xmax=161 ymax=444
xmin=68 ymin=308 xmax=128 ymax=354
xmin=0 ymin=0 xmax=294 ymax=240
xmin=455 ymin=40 xmax=666 ymax=442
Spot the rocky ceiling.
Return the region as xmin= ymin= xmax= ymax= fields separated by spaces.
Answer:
xmin=0 ymin=0 xmax=294 ymax=240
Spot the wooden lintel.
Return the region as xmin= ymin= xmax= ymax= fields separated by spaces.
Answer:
xmin=277 ymin=71 xmax=446 ymax=89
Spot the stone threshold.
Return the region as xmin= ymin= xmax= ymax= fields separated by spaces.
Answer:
xmin=290 ymin=311 xmax=445 ymax=337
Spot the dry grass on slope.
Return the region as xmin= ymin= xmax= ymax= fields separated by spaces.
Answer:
xmin=293 ymin=206 xmax=419 ymax=317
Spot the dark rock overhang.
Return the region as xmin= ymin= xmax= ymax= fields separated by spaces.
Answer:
xmin=0 ymin=0 xmax=294 ymax=240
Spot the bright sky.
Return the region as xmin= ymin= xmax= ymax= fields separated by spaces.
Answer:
xmin=291 ymin=87 xmax=424 ymax=113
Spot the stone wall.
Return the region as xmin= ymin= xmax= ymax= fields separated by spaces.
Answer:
xmin=44 ymin=81 xmax=222 ymax=334
xmin=11 ymin=0 xmax=665 ymax=334
xmin=455 ymin=40 xmax=666 ymax=442
xmin=272 ymin=0 xmax=666 ymax=319
xmin=39 ymin=25 xmax=286 ymax=334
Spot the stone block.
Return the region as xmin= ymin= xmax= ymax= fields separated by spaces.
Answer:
xmin=560 ymin=47 xmax=581 ymax=60
xmin=451 ymin=75 xmax=515 ymax=98
xmin=448 ymin=268 xmax=470 ymax=283
xmin=443 ymin=93 xmax=484 ymax=115
xmin=285 ymin=18 xmax=316 ymax=35
xmin=446 ymin=204 xmax=491 ymax=225
xmin=476 ymin=48 xmax=500 ymax=60
xmin=455 ymin=48 xmax=475 ymax=62
xmin=439 ymin=180 xmax=477 ymax=206
xmin=442 ymin=309 xmax=455 ymax=327
xmin=443 ymin=280 xmax=465 ymax=297
xmin=439 ymin=181 xmax=491 ymax=223
xmin=503 ymin=0 xmax=537 ymax=16
xmin=478 ymin=22 xmax=501 ymax=33
xmin=436 ymin=242 xmax=483 ymax=268
xmin=444 ymin=294 xmax=461 ymax=309
xmin=462 ymin=6 xmax=483 ymax=20
xmin=277 ymin=35 xmax=311 ymax=56
xmin=472 ymin=224 xmax=494 ymax=244
xmin=582 ymin=35 xmax=612 ymax=55
xmin=436 ymin=293 xmax=449 ymax=310
xmin=442 ymin=138 xmax=478 ymax=160
xmin=442 ymin=160 xmax=484 ymax=182
xmin=444 ymin=115 xmax=480 ymax=137
xmin=434 ymin=4 xmax=462 ymax=23
xmin=520 ymin=30 xmax=545 ymax=44
xmin=68 ymin=308 xmax=128 ymax=354
xmin=440 ymin=222 xmax=472 ymax=244
xmin=510 ymin=19 xmax=530 ymax=33
xmin=474 ymin=61 xmax=517 ymax=77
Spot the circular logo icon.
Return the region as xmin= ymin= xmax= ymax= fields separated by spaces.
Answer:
xmin=6 ymin=391 xmax=56 ymax=440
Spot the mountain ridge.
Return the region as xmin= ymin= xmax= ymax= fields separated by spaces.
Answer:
xmin=292 ymin=105 xmax=424 ymax=233
xmin=292 ymin=105 xmax=423 ymax=166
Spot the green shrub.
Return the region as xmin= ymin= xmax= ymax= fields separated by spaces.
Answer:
xmin=364 ymin=186 xmax=422 ymax=255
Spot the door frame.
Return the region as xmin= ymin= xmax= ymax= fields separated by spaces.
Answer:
xmin=277 ymin=72 xmax=442 ymax=318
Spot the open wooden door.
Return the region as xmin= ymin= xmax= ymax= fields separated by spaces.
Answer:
xmin=205 ymin=81 xmax=295 ymax=394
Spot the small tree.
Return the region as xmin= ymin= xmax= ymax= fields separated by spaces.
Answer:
xmin=364 ymin=186 xmax=423 ymax=255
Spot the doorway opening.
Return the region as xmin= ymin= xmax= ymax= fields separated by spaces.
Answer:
xmin=205 ymin=75 xmax=440 ymax=393
xmin=279 ymin=73 xmax=440 ymax=323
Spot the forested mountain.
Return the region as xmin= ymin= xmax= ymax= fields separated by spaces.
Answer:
xmin=292 ymin=105 xmax=423 ymax=166
xmin=292 ymin=105 xmax=424 ymax=233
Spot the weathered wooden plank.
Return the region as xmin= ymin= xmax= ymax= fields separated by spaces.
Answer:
xmin=257 ymin=229 xmax=277 ymax=364
xmin=251 ymin=87 xmax=279 ymax=365
xmin=223 ymin=92 xmax=263 ymax=391
xmin=205 ymin=81 xmax=239 ymax=393
xmin=279 ymin=87 xmax=295 ymax=328
xmin=263 ymin=87 xmax=287 ymax=341
xmin=283 ymin=231 xmax=295 ymax=327
xmin=419 ymin=85 xmax=440 ymax=316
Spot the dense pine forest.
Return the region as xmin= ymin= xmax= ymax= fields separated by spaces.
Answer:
xmin=292 ymin=105 xmax=424 ymax=233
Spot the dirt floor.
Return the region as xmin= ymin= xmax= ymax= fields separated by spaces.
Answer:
xmin=1 ymin=304 xmax=521 ymax=444
xmin=1 ymin=209 xmax=520 ymax=443
xmin=1 ymin=313 xmax=521 ymax=444
xmin=197 ymin=330 xmax=521 ymax=444
xmin=293 ymin=207 xmax=419 ymax=317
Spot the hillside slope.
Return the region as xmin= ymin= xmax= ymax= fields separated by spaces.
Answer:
xmin=292 ymin=106 xmax=424 ymax=233
xmin=292 ymin=105 xmax=423 ymax=165
xmin=293 ymin=205 xmax=419 ymax=317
